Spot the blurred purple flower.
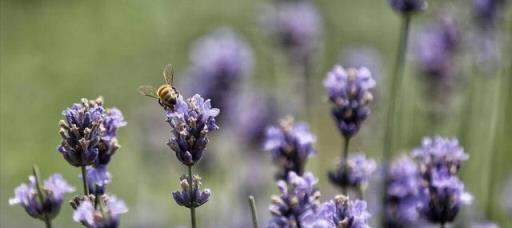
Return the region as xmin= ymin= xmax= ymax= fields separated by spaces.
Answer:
xmin=268 ymin=172 xmax=320 ymax=228
xmin=389 ymin=0 xmax=427 ymax=14
xmin=412 ymin=136 xmax=468 ymax=176
xmin=264 ymin=117 xmax=316 ymax=179
xmin=415 ymin=16 xmax=460 ymax=84
xmin=96 ymin=108 xmax=126 ymax=166
xmin=302 ymin=195 xmax=371 ymax=228
xmin=166 ymin=94 xmax=220 ymax=166
xmin=419 ymin=170 xmax=472 ymax=224
xmin=229 ymin=90 xmax=277 ymax=149
xmin=10 ymin=174 xmax=75 ymax=220
xmin=384 ymin=157 xmax=422 ymax=227
xmin=172 ymin=175 xmax=211 ymax=208
xmin=73 ymin=196 xmax=128 ymax=228
xmin=473 ymin=0 xmax=507 ymax=28
xmin=261 ymin=0 xmax=322 ymax=63
xmin=183 ymin=28 xmax=253 ymax=116
xmin=58 ymin=97 xmax=105 ymax=167
xmin=324 ymin=65 xmax=376 ymax=138
xmin=82 ymin=165 xmax=111 ymax=195
xmin=412 ymin=136 xmax=471 ymax=224
xmin=328 ymin=153 xmax=377 ymax=190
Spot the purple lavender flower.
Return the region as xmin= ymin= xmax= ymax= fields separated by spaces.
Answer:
xmin=268 ymin=172 xmax=321 ymax=228
xmin=415 ymin=16 xmax=460 ymax=86
xmin=10 ymin=174 xmax=75 ymax=220
xmin=328 ymin=153 xmax=377 ymax=190
xmin=182 ymin=28 xmax=253 ymax=116
xmin=96 ymin=108 xmax=126 ymax=166
xmin=324 ymin=65 xmax=376 ymax=138
xmin=473 ymin=0 xmax=506 ymax=28
xmin=172 ymin=175 xmax=211 ymax=208
xmin=83 ymin=165 xmax=111 ymax=195
xmin=419 ymin=171 xmax=472 ymax=224
xmin=302 ymin=195 xmax=371 ymax=228
xmin=412 ymin=136 xmax=468 ymax=176
xmin=264 ymin=117 xmax=316 ymax=179
xmin=229 ymin=90 xmax=277 ymax=148
xmin=58 ymin=97 xmax=105 ymax=167
xmin=73 ymin=196 xmax=128 ymax=228
xmin=261 ymin=0 xmax=322 ymax=63
xmin=389 ymin=0 xmax=427 ymax=14
xmin=384 ymin=157 xmax=422 ymax=228
xmin=166 ymin=94 xmax=220 ymax=166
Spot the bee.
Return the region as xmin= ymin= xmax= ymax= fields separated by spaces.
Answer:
xmin=139 ymin=64 xmax=181 ymax=111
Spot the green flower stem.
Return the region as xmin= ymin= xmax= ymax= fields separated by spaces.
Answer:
xmin=248 ymin=196 xmax=259 ymax=228
xmin=188 ymin=165 xmax=196 ymax=228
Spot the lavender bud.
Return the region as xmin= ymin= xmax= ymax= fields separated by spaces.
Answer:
xmin=328 ymin=153 xmax=377 ymax=191
xmin=72 ymin=195 xmax=128 ymax=228
xmin=385 ymin=157 xmax=422 ymax=227
xmin=389 ymin=0 xmax=427 ymax=14
xmin=412 ymin=136 xmax=468 ymax=177
xmin=264 ymin=117 xmax=316 ymax=179
xmin=166 ymin=94 xmax=220 ymax=166
xmin=172 ymin=175 xmax=211 ymax=208
xmin=324 ymin=65 xmax=376 ymax=138
xmin=58 ymin=97 xmax=105 ymax=167
xmin=268 ymin=172 xmax=321 ymax=228
xmin=10 ymin=174 xmax=75 ymax=220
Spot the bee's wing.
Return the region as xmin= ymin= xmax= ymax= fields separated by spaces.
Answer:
xmin=138 ymin=85 xmax=159 ymax=99
xmin=163 ymin=64 xmax=174 ymax=85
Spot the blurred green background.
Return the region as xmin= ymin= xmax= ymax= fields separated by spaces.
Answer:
xmin=1 ymin=0 xmax=511 ymax=227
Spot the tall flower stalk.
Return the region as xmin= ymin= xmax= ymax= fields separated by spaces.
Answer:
xmin=166 ymin=94 xmax=219 ymax=228
xmin=323 ymin=65 xmax=376 ymax=194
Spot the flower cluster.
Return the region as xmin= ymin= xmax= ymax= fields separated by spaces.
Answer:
xmin=384 ymin=157 xmax=422 ymax=227
xmin=58 ymin=97 xmax=126 ymax=168
xmin=389 ymin=0 xmax=427 ymax=14
xmin=166 ymin=94 xmax=220 ymax=166
xmin=472 ymin=0 xmax=507 ymax=28
xmin=72 ymin=196 xmax=128 ymax=228
xmin=328 ymin=153 xmax=377 ymax=191
xmin=268 ymin=172 xmax=321 ymax=228
xmin=10 ymin=173 xmax=75 ymax=220
xmin=264 ymin=117 xmax=316 ymax=179
xmin=261 ymin=0 xmax=322 ymax=63
xmin=172 ymin=175 xmax=211 ymax=208
xmin=183 ymin=28 xmax=253 ymax=117
xmin=302 ymin=195 xmax=371 ymax=228
xmin=324 ymin=65 xmax=376 ymax=138
xmin=84 ymin=166 xmax=111 ymax=195
xmin=412 ymin=136 xmax=472 ymax=224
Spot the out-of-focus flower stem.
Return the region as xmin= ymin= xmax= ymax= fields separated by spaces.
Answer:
xmin=33 ymin=166 xmax=52 ymax=228
xmin=81 ymin=165 xmax=89 ymax=196
xmin=248 ymin=195 xmax=259 ymax=228
xmin=342 ymin=136 xmax=351 ymax=194
xmin=188 ymin=165 xmax=196 ymax=228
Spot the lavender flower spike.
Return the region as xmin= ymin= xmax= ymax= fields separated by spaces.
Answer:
xmin=172 ymin=175 xmax=211 ymax=208
xmin=412 ymin=136 xmax=468 ymax=176
xmin=328 ymin=153 xmax=377 ymax=191
xmin=268 ymin=172 xmax=321 ymax=228
xmin=324 ymin=65 xmax=376 ymax=138
xmin=167 ymin=94 xmax=220 ymax=166
xmin=10 ymin=174 xmax=75 ymax=220
xmin=264 ymin=117 xmax=316 ymax=179
xmin=58 ymin=97 xmax=105 ymax=167
xmin=384 ymin=157 xmax=422 ymax=228
xmin=302 ymin=195 xmax=371 ymax=228
xmin=389 ymin=0 xmax=427 ymax=14
xmin=73 ymin=196 xmax=128 ymax=228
